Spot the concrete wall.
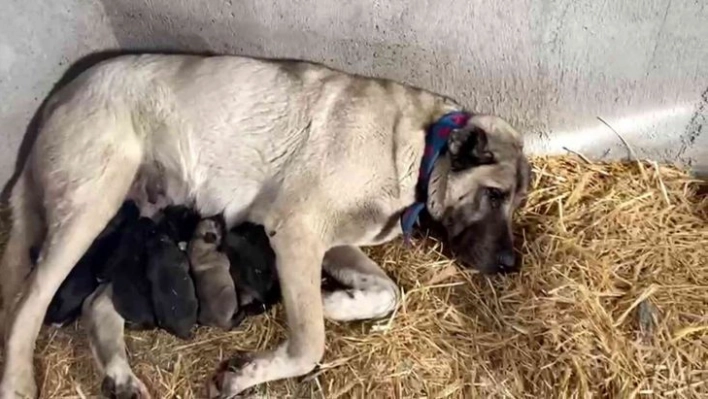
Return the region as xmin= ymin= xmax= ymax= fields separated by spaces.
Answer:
xmin=2 ymin=0 xmax=706 ymax=185
xmin=0 ymin=0 xmax=118 ymax=185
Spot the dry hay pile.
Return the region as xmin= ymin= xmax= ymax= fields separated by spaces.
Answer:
xmin=0 ymin=156 xmax=706 ymax=398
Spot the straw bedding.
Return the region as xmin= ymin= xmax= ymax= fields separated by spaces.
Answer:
xmin=0 ymin=155 xmax=706 ymax=398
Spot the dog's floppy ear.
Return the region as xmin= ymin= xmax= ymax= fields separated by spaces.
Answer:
xmin=448 ymin=126 xmax=495 ymax=171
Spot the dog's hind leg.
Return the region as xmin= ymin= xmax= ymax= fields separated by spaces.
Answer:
xmin=321 ymin=245 xmax=399 ymax=321
xmin=82 ymin=284 xmax=150 ymax=399
xmin=0 ymin=170 xmax=46 ymax=336
xmin=1 ymin=128 xmax=140 ymax=398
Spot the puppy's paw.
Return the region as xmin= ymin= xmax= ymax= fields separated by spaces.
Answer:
xmin=100 ymin=374 xmax=151 ymax=399
xmin=206 ymin=352 xmax=256 ymax=399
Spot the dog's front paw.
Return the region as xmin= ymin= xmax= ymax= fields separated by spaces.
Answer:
xmin=100 ymin=374 xmax=151 ymax=399
xmin=206 ymin=352 xmax=257 ymax=399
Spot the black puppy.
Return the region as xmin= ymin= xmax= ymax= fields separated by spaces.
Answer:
xmin=42 ymin=201 xmax=201 ymax=339
xmin=224 ymin=222 xmax=281 ymax=318
xmin=43 ymin=201 xmax=140 ymax=326
xmin=144 ymin=212 xmax=199 ymax=339
xmin=157 ymin=205 xmax=201 ymax=248
xmin=223 ymin=222 xmax=348 ymax=322
xmin=104 ymin=216 xmax=157 ymax=330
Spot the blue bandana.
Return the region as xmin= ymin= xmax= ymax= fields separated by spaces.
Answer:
xmin=400 ymin=111 xmax=471 ymax=244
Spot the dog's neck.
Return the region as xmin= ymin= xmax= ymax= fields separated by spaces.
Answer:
xmin=399 ymin=111 xmax=471 ymax=243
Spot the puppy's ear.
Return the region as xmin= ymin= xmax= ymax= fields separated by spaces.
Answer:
xmin=448 ymin=126 xmax=495 ymax=171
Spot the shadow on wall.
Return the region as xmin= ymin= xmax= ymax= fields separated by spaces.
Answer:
xmin=97 ymin=0 xmax=505 ymax=115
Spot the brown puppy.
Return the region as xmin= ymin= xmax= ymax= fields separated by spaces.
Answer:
xmin=188 ymin=217 xmax=238 ymax=330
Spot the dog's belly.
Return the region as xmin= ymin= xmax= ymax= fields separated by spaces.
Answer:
xmin=148 ymin=58 xmax=322 ymax=222
xmin=124 ymin=157 xmax=262 ymax=225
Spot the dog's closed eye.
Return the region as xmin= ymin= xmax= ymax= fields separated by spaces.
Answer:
xmin=485 ymin=187 xmax=508 ymax=208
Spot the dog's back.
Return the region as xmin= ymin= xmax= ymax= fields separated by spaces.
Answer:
xmin=31 ymin=53 xmax=449 ymax=221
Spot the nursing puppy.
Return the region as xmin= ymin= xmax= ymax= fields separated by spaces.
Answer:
xmin=0 ymin=54 xmax=531 ymax=398
xmin=224 ymin=222 xmax=280 ymax=316
xmin=158 ymin=205 xmax=202 ymax=250
xmin=145 ymin=221 xmax=198 ymax=340
xmin=43 ymin=201 xmax=140 ymax=326
xmin=105 ymin=217 xmax=158 ymax=330
xmin=97 ymin=205 xmax=200 ymax=332
xmin=189 ymin=217 xmax=238 ymax=330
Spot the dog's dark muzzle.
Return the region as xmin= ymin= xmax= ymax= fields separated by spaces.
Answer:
xmin=449 ymin=220 xmax=520 ymax=274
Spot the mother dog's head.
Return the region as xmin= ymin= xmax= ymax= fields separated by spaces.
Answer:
xmin=426 ymin=115 xmax=532 ymax=274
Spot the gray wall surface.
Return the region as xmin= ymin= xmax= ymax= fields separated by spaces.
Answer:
xmin=0 ymin=0 xmax=118 ymax=185
xmin=2 ymin=0 xmax=706 ymax=186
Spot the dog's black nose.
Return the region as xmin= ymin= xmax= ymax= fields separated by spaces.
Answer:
xmin=497 ymin=251 xmax=516 ymax=271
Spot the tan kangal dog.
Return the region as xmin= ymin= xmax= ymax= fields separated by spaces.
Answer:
xmin=0 ymin=54 xmax=531 ymax=398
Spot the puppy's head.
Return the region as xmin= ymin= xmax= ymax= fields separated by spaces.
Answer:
xmin=425 ymin=114 xmax=532 ymax=274
xmin=193 ymin=217 xmax=224 ymax=246
xmin=159 ymin=205 xmax=202 ymax=242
